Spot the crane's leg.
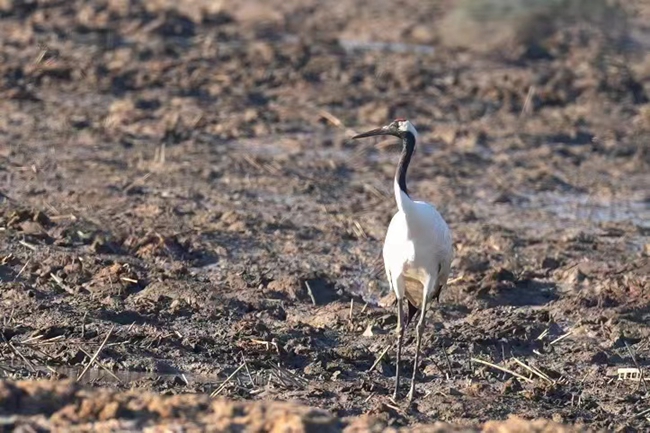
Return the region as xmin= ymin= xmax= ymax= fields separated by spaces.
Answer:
xmin=387 ymin=271 xmax=405 ymax=400
xmin=407 ymin=277 xmax=434 ymax=403
xmin=394 ymin=295 xmax=404 ymax=400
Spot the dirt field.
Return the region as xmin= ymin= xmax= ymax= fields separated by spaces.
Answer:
xmin=1 ymin=0 xmax=649 ymax=431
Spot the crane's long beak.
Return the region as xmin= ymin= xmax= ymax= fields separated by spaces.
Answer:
xmin=352 ymin=126 xmax=389 ymax=139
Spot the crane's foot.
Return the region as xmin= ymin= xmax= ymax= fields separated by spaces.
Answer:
xmin=406 ymin=386 xmax=415 ymax=404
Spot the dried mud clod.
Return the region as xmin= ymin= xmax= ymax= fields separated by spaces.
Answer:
xmin=84 ymin=263 xmax=143 ymax=298
xmin=0 ymin=380 xmax=596 ymax=432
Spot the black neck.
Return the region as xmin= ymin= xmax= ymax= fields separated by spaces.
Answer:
xmin=396 ymin=132 xmax=416 ymax=196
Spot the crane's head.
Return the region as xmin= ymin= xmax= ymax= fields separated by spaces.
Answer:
xmin=352 ymin=118 xmax=418 ymax=142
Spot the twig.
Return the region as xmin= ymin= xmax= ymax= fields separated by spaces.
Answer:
xmin=513 ymin=357 xmax=553 ymax=384
xmin=13 ymin=259 xmax=30 ymax=281
xmin=78 ymin=347 xmax=122 ymax=383
xmin=17 ymin=340 xmax=55 ymax=362
xmin=520 ymin=85 xmax=536 ymax=117
xmin=120 ymin=277 xmax=138 ymax=284
xmin=48 ymin=214 xmax=77 ymax=221
xmin=384 ymin=400 xmax=403 ymax=413
xmin=250 ymin=338 xmax=280 ymax=353
xmin=0 ymin=363 xmax=17 ymax=374
xmin=33 ymin=46 xmax=48 ymax=65
xmin=77 ymin=326 xmax=114 ymax=382
xmin=268 ymin=363 xmax=307 ymax=388
xmin=241 ymin=154 xmax=263 ymax=171
xmin=471 ymin=357 xmax=534 ymax=383
xmin=241 ymin=353 xmax=254 ymax=387
xmin=304 ymin=282 xmax=317 ymax=306
xmin=550 ymin=331 xmax=572 ymax=346
xmin=537 ymin=328 xmax=550 ymax=341
xmin=81 ymin=312 xmax=88 ymax=338
xmin=40 ymin=335 xmax=65 ymax=344
xmin=580 ymin=367 xmax=595 ymax=385
xmin=625 ymin=340 xmax=647 ymax=392
xmin=349 ymin=299 xmax=354 ymax=321
xmin=442 ymin=346 xmax=454 ymax=378
xmin=20 ymin=334 xmax=43 ymax=345
xmin=318 ymin=109 xmax=344 ymax=128
xmin=123 ymin=172 xmax=152 ymax=194
xmin=352 ymin=220 xmax=367 ymax=239
xmin=317 ymin=109 xmax=359 ymax=137
xmin=368 ymin=345 xmax=390 ymax=372
xmin=18 ymin=240 xmax=37 ymax=251
xmin=50 ymin=273 xmax=75 ymax=295
xmin=2 ymin=335 xmax=36 ymax=372
xmin=5 ymin=308 xmax=15 ymax=326
xmin=362 ymin=183 xmax=387 ymax=200
xmin=631 ymin=407 xmax=650 ymax=420
xmin=211 ymin=362 xmax=246 ymax=397
xmin=428 ymin=356 xmax=447 ymax=377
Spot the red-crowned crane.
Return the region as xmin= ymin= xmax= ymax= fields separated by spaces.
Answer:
xmin=353 ymin=118 xmax=453 ymax=402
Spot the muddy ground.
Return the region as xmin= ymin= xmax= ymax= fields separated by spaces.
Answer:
xmin=0 ymin=0 xmax=649 ymax=431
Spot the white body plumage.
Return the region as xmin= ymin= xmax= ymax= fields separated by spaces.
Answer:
xmin=383 ymin=183 xmax=453 ymax=311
